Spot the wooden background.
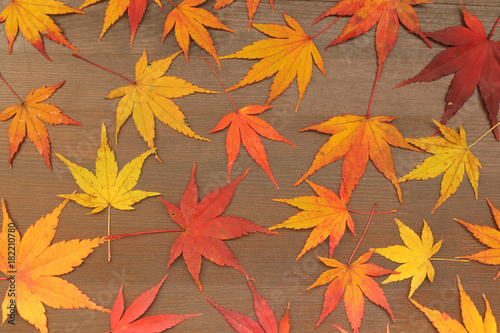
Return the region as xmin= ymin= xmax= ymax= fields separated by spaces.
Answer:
xmin=1 ymin=0 xmax=499 ymax=332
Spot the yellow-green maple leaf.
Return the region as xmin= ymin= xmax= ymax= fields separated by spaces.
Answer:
xmin=399 ymin=120 xmax=481 ymax=212
xmin=56 ymin=124 xmax=160 ymax=214
xmin=375 ymin=219 xmax=442 ymax=297
xmin=106 ymin=49 xmax=216 ymax=160
xmin=411 ymin=276 xmax=497 ymax=333
xmin=220 ymin=11 xmax=325 ymax=110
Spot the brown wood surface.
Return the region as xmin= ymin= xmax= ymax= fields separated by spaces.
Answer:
xmin=1 ymin=0 xmax=500 ymax=332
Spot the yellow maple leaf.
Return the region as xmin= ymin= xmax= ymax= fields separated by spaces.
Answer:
xmin=106 ymin=49 xmax=215 ymax=160
xmin=0 ymin=0 xmax=83 ymax=61
xmin=56 ymin=123 xmax=160 ymax=214
xmin=399 ymin=120 xmax=482 ymax=212
xmin=221 ymin=11 xmax=325 ymax=110
xmin=163 ymin=0 xmax=235 ymax=68
xmin=375 ymin=219 xmax=442 ymax=297
xmin=411 ymin=276 xmax=497 ymax=333
xmin=0 ymin=199 xmax=107 ymax=333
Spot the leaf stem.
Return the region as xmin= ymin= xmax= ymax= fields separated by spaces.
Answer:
xmin=348 ymin=208 xmax=396 ymax=215
xmin=108 ymin=206 xmax=111 ymax=262
xmin=106 ymin=229 xmax=183 ymax=240
xmin=366 ymin=70 xmax=381 ymax=118
xmin=0 ymin=277 xmax=8 ymax=280
xmin=205 ymin=57 xmax=238 ymax=112
xmin=72 ymin=54 xmax=134 ymax=84
xmin=348 ymin=203 xmax=376 ymax=264
xmin=167 ymin=0 xmax=177 ymax=6
xmin=311 ymin=16 xmax=342 ymax=39
xmin=0 ymin=74 xmax=22 ymax=103
xmin=467 ymin=120 xmax=500 ymax=149
xmin=430 ymin=258 xmax=469 ymax=262
xmin=488 ymin=15 xmax=500 ymax=39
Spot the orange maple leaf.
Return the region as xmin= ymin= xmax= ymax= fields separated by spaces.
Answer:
xmin=79 ymin=0 xmax=164 ymax=44
xmin=0 ymin=78 xmax=81 ymax=170
xmin=220 ymin=12 xmax=325 ymax=110
xmin=314 ymin=0 xmax=431 ymax=76
xmin=0 ymin=0 xmax=83 ymax=61
xmin=214 ymin=0 xmax=274 ymax=30
xmin=308 ymin=250 xmax=396 ymax=332
xmin=270 ymin=181 xmax=354 ymax=260
xmin=456 ymin=198 xmax=500 ymax=279
xmin=163 ymin=0 xmax=235 ymax=68
xmin=294 ymin=115 xmax=419 ymax=203
xmin=210 ymin=104 xmax=295 ymax=188
xmin=411 ymin=276 xmax=498 ymax=332
xmin=0 ymin=199 xmax=107 ymax=333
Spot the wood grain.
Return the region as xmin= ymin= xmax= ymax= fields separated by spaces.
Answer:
xmin=0 ymin=0 xmax=499 ymax=332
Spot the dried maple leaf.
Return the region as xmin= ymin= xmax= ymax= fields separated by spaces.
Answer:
xmin=0 ymin=78 xmax=81 ymax=170
xmin=161 ymin=163 xmax=276 ymax=292
xmin=308 ymin=250 xmax=396 ymax=332
xmin=88 ymin=49 xmax=216 ymax=160
xmin=295 ymin=115 xmax=419 ymax=204
xmin=0 ymin=198 xmax=107 ymax=333
xmin=375 ymin=219 xmax=442 ymax=297
xmin=399 ymin=120 xmax=482 ymax=212
xmin=206 ymin=278 xmax=290 ymax=333
xmin=0 ymin=0 xmax=83 ymax=61
xmin=109 ymin=275 xmax=200 ymax=332
xmin=455 ymin=198 xmax=500 ymax=279
xmin=220 ymin=12 xmax=325 ymax=110
xmin=214 ymin=0 xmax=274 ymax=30
xmin=270 ymin=181 xmax=354 ymax=260
xmin=314 ymin=0 xmax=431 ymax=77
xmin=396 ymin=5 xmax=500 ymax=139
xmin=411 ymin=276 xmax=497 ymax=332
xmin=163 ymin=0 xmax=235 ymax=68
xmin=79 ymin=0 xmax=164 ymax=44
xmin=56 ymin=123 xmax=159 ymax=214
xmin=209 ymin=104 xmax=295 ymax=188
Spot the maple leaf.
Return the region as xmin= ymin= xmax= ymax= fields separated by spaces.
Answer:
xmin=56 ymin=123 xmax=160 ymax=214
xmin=214 ymin=0 xmax=274 ymax=30
xmin=270 ymin=181 xmax=354 ymax=260
xmin=308 ymin=250 xmax=396 ymax=332
xmin=314 ymin=0 xmax=431 ymax=76
xmin=161 ymin=163 xmax=276 ymax=292
xmin=295 ymin=114 xmax=419 ymax=204
xmin=102 ymin=49 xmax=215 ymax=159
xmin=109 ymin=275 xmax=200 ymax=332
xmin=375 ymin=219 xmax=442 ymax=297
xmin=0 ymin=78 xmax=81 ymax=170
xmin=209 ymin=104 xmax=295 ymax=188
xmin=411 ymin=276 xmax=498 ymax=332
xmin=396 ymin=5 xmax=500 ymax=139
xmin=79 ymin=0 xmax=164 ymax=44
xmin=205 ymin=277 xmax=291 ymax=333
xmin=206 ymin=278 xmax=290 ymax=333
xmin=399 ymin=120 xmax=482 ymax=212
xmin=220 ymin=12 xmax=326 ymax=110
xmin=0 ymin=198 xmax=107 ymax=333
xmin=0 ymin=0 xmax=83 ymax=61
xmin=163 ymin=0 xmax=236 ymax=68
xmin=455 ymin=198 xmax=500 ymax=279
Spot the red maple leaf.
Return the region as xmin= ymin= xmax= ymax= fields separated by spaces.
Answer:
xmin=210 ymin=105 xmax=296 ymax=188
xmin=206 ymin=278 xmax=290 ymax=333
xmin=314 ymin=0 xmax=431 ymax=77
xmin=161 ymin=163 xmax=276 ymax=292
xmin=109 ymin=275 xmax=200 ymax=332
xmin=396 ymin=5 xmax=500 ymax=139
